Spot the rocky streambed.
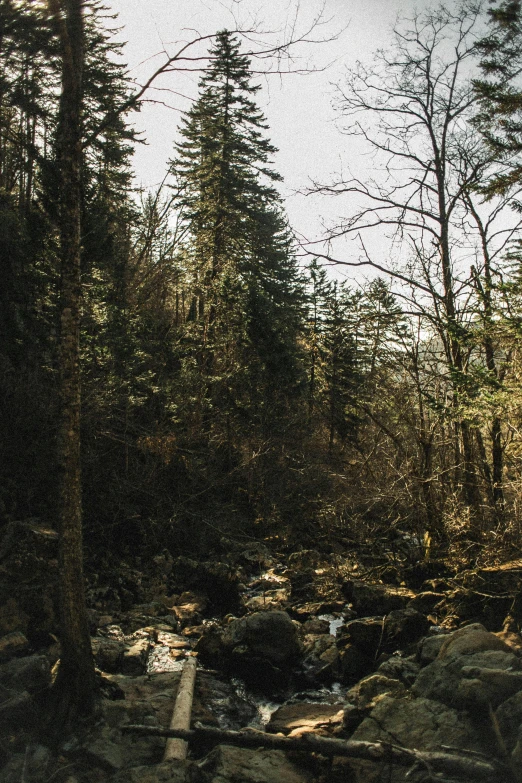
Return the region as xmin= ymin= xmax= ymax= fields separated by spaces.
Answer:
xmin=2 ymin=533 xmax=522 ymax=782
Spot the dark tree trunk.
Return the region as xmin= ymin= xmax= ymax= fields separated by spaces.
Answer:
xmin=50 ymin=0 xmax=96 ymax=726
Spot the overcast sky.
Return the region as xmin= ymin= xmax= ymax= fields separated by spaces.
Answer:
xmin=104 ymin=0 xmax=434 ymax=273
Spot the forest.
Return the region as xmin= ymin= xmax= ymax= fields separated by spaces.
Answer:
xmin=3 ymin=1 xmax=522 ymax=781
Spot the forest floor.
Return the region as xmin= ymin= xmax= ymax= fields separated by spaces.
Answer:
xmin=1 ymin=522 xmax=522 ymax=782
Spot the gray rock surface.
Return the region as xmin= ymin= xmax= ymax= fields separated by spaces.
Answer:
xmin=349 ymin=696 xmax=485 ymax=783
xmin=198 ymin=745 xmax=313 ymax=783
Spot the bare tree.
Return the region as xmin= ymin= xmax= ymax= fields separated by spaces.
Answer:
xmin=306 ymin=1 xmax=521 ymax=518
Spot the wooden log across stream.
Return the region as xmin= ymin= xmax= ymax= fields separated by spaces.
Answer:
xmin=123 ymin=722 xmax=510 ymax=782
xmin=163 ymin=656 xmax=198 ymax=761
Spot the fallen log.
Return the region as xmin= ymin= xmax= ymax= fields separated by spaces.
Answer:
xmin=163 ymin=655 xmax=197 ymax=761
xmin=123 ymin=722 xmax=509 ymax=782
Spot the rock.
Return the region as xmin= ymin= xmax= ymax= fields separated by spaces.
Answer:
xmin=349 ymin=582 xmax=414 ymax=616
xmin=376 ymin=656 xmax=420 ymax=687
xmin=198 ymin=744 xmax=313 ymax=783
xmin=234 ymin=542 xmax=273 ymax=572
xmin=302 ymin=634 xmax=339 ymax=684
xmin=0 ymin=654 xmax=50 ymax=693
xmin=347 ymin=674 xmax=407 ymax=711
xmin=122 ymin=638 xmax=150 ymax=675
xmin=413 ymin=646 xmax=520 ymax=708
xmin=287 ymin=550 xmax=321 ymax=570
xmin=408 ymin=591 xmax=445 ymax=615
xmin=223 ymin=612 xmax=301 ymax=666
xmin=496 ymin=691 xmax=522 ymax=753
xmin=0 ymin=598 xmax=29 ymax=637
xmin=417 ymin=634 xmax=447 ymax=665
xmin=349 ymin=696 xmax=484 ymax=783
xmin=0 ymin=632 xmax=29 ymax=663
xmin=92 ymin=637 xmax=124 ymax=673
xmin=383 ymin=608 xmax=429 ymax=650
xmin=169 ymin=559 xmax=241 ymax=614
xmin=110 ymin=760 xmax=192 ymax=782
xmin=338 ymin=644 xmax=372 ymax=685
xmin=337 ymin=618 xmax=383 ymax=656
xmin=267 ymin=702 xmax=344 ymax=735
xmin=457 ymin=665 xmax=522 ymax=709
xmin=437 ymin=623 xmax=513 ymax=660
xmin=0 ymin=691 xmax=36 ymax=733
xmin=243 ymin=590 xmax=290 ymax=612
xmin=302 ymin=619 xmax=330 ymax=635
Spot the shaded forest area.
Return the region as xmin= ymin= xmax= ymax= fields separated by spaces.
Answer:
xmin=4 ymin=0 xmax=522 ymax=746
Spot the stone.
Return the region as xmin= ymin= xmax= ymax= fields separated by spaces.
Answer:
xmin=0 ymin=632 xmax=29 ymax=663
xmin=383 ymin=608 xmax=430 ymax=650
xmin=122 ymin=638 xmax=150 ymax=675
xmin=302 ymin=619 xmax=330 ymax=635
xmin=198 ymin=744 xmax=313 ymax=783
xmin=347 ymin=674 xmax=407 ymax=711
xmin=457 ymin=666 xmax=522 ymax=709
xmin=408 ymin=591 xmax=445 ymax=614
xmin=302 ymin=634 xmax=338 ymax=684
xmin=0 ymin=691 xmax=36 ymax=733
xmin=267 ymin=702 xmax=344 ymax=735
xmin=338 ymin=644 xmax=372 ymax=685
xmin=376 ymin=656 xmax=420 ymax=687
xmin=223 ymin=611 xmax=301 ymax=665
xmin=349 ymin=696 xmax=484 ymax=783
xmin=0 ymin=598 xmax=29 ymax=637
xmin=496 ymin=690 xmax=522 ymax=753
xmin=337 ymin=618 xmax=383 ymax=656
xmin=417 ymin=634 xmax=447 ymax=665
xmin=92 ymin=637 xmax=124 ymax=673
xmin=110 ymin=760 xmax=192 ymax=782
xmin=413 ymin=647 xmax=520 ymax=708
xmin=437 ymin=623 xmax=512 ymax=660
xmin=287 ymin=550 xmax=321 ymax=570
xmin=0 ymin=654 xmax=50 ymax=694
xmin=350 ymin=582 xmax=414 ymax=616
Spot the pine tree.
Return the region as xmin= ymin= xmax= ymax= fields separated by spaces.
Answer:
xmin=170 ymin=30 xmax=303 ymax=436
xmin=474 ymin=1 xmax=522 ymax=196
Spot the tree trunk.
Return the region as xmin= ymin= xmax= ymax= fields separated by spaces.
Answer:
xmin=50 ymin=0 xmax=96 ymax=726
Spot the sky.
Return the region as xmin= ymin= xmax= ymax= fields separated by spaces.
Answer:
xmin=104 ymin=0 xmax=434 ymax=273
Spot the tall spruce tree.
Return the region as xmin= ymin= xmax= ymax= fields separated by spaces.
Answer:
xmin=170 ymin=31 xmax=303 ymax=437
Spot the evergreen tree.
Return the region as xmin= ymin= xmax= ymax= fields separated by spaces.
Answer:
xmin=170 ymin=31 xmax=303 ymax=437
xmin=474 ymin=1 xmax=522 ymax=197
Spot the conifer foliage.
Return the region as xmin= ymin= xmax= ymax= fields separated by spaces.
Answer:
xmin=171 ymin=31 xmax=303 ymax=436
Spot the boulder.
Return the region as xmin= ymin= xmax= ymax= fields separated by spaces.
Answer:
xmin=0 ymin=691 xmax=36 ymax=733
xmin=92 ymin=637 xmax=124 ymax=673
xmin=408 ymin=591 xmax=445 ymax=615
xmin=349 ymin=696 xmax=484 ymax=782
xmin=109 ymin=760 xmax=192 ymax=783
xmin=302 ymin=619 xmax=330 ymax=635
xmin=337 ymin=618 xmax=383 ymax=656
xmin=122 ymin=637 xmax=150 ymax=675
xmin=305 ymin=641 xmax=339 ymax=684
xmin=437 ymin=623 xmax=514 ymax=660
xmin=338 ymin=644 xmax=372 ymax=685
xmin=417 ymin=633 xmax=447 ymax=665
xmin=349 ymin=582 xmax=414 ymax=616
xmin=223 ymin=612 xmax=301 ymax=665
xmin=495 ymin=690 xmax=522 ymax=753
xmin=376 ymin=656 xmax=420 ymax=687
xmin=0 ymin=632 xmax=29 ymax=663
xmin=383 ymin=608 xmax=430 ymax=650
xmin=413 ymin=640 xmax=520 ymax=709
xmin=267 ymin=702 xmax=344 ymax=735
xmin=347 ymin=674 xmax=407 ymax=711
xmin=287 ymin=550 xmax=321 ymax=570
xmin=198 ymin=744 xmax=313 ymax=783
xmin=0 ymin=654 xmax=50 ymax=694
